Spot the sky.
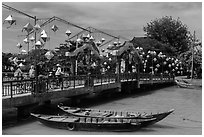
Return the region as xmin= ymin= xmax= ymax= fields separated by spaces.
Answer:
xmin=1 ymin=1 xmax=202 ymax=53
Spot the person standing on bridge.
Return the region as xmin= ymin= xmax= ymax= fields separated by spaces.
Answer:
xmin=29 ymin=65 xmax=35 ymax=79
xmin=14 ymin=66 xmax=23 ymax=80
xmin=55 ymin=64 xmax=64 ymax=88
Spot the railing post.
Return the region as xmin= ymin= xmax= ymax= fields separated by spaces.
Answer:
xmin=74 ymin=75 xmax=76 ymax=88
xmin=10 ymin=81 xmax=13 ymax=98
xmin=61 ymin=77 xmax=64 ymax=90
xmin=101 ymin=74 xmax=102 ymax=85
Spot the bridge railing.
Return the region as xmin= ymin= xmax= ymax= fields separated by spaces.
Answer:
xmin=2 ymin=79 xmax=35 ymax=97
xmin=120 ymin=72 xmax=138 ymax=82
xmin=2 ymin=73 xmax=175 ymax=98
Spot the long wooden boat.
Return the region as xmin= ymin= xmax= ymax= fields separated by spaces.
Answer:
xmin=30 ymin=113 xmax=156 ymax=131
xmin=58 ymin=105 xmax=174 ymax=126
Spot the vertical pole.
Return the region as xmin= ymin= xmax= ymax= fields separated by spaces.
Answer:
xmin=27 ymin=33 xmax=29 ymax=54
xmin=75 ymin=42 xmax=78 ymax=75
xmin=10 ymin=82 xmax=13 ymax=98
xmin=191 ymin=31 xmax=195 ymax=81
xmin=34 ymin=16 xmax=38 ymax=94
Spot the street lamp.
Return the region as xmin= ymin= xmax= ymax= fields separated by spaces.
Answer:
xmin=148 ymin=50 xmax=156 ymax=74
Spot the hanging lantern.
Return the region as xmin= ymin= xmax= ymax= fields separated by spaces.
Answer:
xmin=145 ymin=60 xmax=147 ymax=63
xmin=76 ymin=38 xmax=82 ymax=43
xmin=87 ymin=34 xmax=90 ymax=38
xmin=35 ymin=40 xmax=42 ymax=47
xmin=82 ymin=34 xmax=87 ymax=39
xmin=146 ymin=55 xmax=150 ymax=58
xmin=143 ymin=69 xmax=146 ymax=72
xmin=104 ymin=62 xmax=107 ymax=65
xmin=101 ymin=38 xmax=105 ymax=43
xmin=168 ymin=64 xmax=171 ymax=68
xmin=45 ymin=51 xmax=54 ymax=60
xmin=89 ymin=36 xmax=94 ymax=41
xmin=33 ymin=23 xmax=41 ymax=33
xmin=96 ymin=41 xmax=102 ymax=46
xmin=16 ymin=43 xmax=22 ymax=49
xmin=21 ymin=49 xmax=27 ymax=54
xmin=172 ymin=63 xmax=175 ymax=66
xmin=153 ymin=58 xmax=157 ymax=62
xmin=51 ymin=25 xmax=58 ymax=32
xmin=163 ymin=61 xmax=167 ymax=65
xmin=41 ymin=32 xmax=48 ymax=42
xmin=22 ymin=23 xmax=33 ymax=33
xmin=23 ymin=38 xmax=29 ymax=44
xmin=65 ymin=29 xmax=71 ymax=36
xmin=113 ymin=41 xmax=117 ymax=46
xmin=19 ymin=63 xmax=24 ymax=67
xmin=3 ymin=15 xmax=16 ymax=28
xmin=29 ymin=36 xmax=35 ymax=42
xmin=41 ymin=30 xmax=46 ymax=35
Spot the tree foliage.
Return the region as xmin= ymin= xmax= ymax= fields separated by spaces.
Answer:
xmin=144 ymin=16 xmax=191 ymax=54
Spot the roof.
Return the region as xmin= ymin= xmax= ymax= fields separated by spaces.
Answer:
xmin=66 ymin=43 xmax=101 ymax=59
xmin=117 ymin=41 xmax=142 ymax=63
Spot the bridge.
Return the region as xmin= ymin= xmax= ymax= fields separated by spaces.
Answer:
xmin=2 ymin=73 xmax=174 ymax=108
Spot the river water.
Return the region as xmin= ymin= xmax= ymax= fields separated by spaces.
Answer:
xmin=2 ymin=85 xmax=202 ymax=135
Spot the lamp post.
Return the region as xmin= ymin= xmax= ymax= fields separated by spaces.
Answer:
xmin=148 ymin=50 xmax=156 ymax=74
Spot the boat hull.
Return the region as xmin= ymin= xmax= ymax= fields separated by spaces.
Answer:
xmin=58 ymin=105 xmax=174 ymax=126
xmin=31 ymin=113 xmax=156 ymax=132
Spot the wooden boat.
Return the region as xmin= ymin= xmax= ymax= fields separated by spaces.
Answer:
xmin=175 ymin=79 xmax=197 ymax=89
xmin=58 ymin=105 xmax=174 ymax=126
xmin=30 ymin=113 xmax=156 ymax=131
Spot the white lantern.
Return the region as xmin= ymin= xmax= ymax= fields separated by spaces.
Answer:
xmin=34 ymin=24 xmax=41 ymax=33
xmin=21 ymin=49 xmax=27 ymax=54
xmin=35 ymin=41 xmax=42 ymax=46
xmin=22 ymin=23 xmax=33 ymax=33
xmin=51 ymin=25 xmax=58 ymax=32
xmin=16 ymin=43 xmax=22 ymax=49
xmin=3 ymin=15 xmax=16 ymax=27
xmin=30 ymin=36 xmax=35 ymax=42
xmin=153 ymin=58 xmax=157 ymax=62
xmin=45 ymin=51 xmax=54 ymax=60
xmin=41 ymin=32 xmax=48 ymax=42
xmin=65 ymin=29 xmax=71 ymax=36
xmin=23 ymin=38 xmax=28 ymax=44
xmin=101 ymin=38 xmax=105 ymax=43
